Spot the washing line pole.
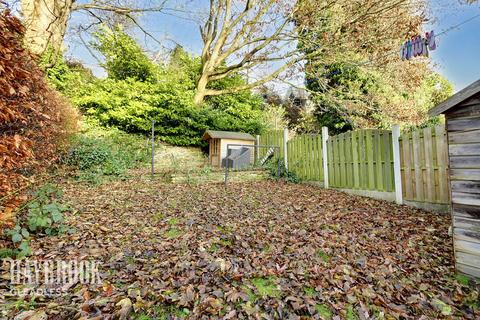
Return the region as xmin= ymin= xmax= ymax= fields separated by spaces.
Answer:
xmin=151 ymin=119 xmax=155 ymax=178
xmin=283 ymin=128 xmax=289 ymax=171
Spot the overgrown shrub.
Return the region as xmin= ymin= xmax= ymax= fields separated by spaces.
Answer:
xmin=72 ymin=76 xmax=264 ymax=146
xmin=42 ymin=54 xmax=95 ymax=96
xmin=0 ymin=10 xmax=78 ymax=216
xmin=65 ymin=121 xmax=150 ymax=184
xmin=265 ymin=158 xmax=300 ymax=183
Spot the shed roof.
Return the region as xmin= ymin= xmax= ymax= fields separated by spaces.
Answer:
xmin=429 ymin=79 xmax=480 ymax=116
xmin=202 ymin=130 xmax=255 ymax=141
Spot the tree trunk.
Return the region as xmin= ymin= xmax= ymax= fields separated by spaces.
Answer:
xmin=194 ymin=74 xmax=209 ymax=105
xmin=21 ymin=0 xmax=73 ymax=56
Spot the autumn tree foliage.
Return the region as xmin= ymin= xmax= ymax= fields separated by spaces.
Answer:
xmin=295 ymin=0 xmax=453 ymax=131
xmin=0 ymin=9 xmax=77 ymax=218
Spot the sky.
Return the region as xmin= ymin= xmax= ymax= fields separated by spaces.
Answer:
xmin=427 ymin=0 xmax=480 ymax=91
xmin=65 ymin=0 xmax=480 ymax=93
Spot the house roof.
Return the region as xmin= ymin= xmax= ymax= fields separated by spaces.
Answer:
xmin=202 ymin=130 xmax=255 ymax=141
xmin=429 ymin=79 xmax=480 ymax=116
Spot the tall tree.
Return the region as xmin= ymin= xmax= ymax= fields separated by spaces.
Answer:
xmin=20 ymin=0 xmax=170 ymax=56
xmin=21 ymin=0 xmax=73 ymax=55
xmin=295 ymin=0 xmax=455 ymax=130
xmin=194 ymin=0 xmax=428 ymax=105
xmin=194 ymin=0 xmax=298 ymax=104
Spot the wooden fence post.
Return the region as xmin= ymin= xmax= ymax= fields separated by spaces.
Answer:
xmin=322 ymin=127 xmax=329 ymax=189
xmin=392 ymin=125 xmax=403 ymax=204
xmin=283 ymin=128 xmax=289 ymax=171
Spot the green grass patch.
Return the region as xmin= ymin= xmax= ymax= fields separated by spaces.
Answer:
xmin=241 ymin=285 xmax=258 ymax=303
xmin=316 ymin=250 xmax=330 ymax=263
xmin=455 ymin=273 xmax=471 ymax=286
xmin=251 ymin=277 xmax=281 ymax=298
xmin=346 ymin=304 xmax=358 ymax=320
xmin=304 ymin=287 xmax=316 ymax=297
xmin=133 ymin=304 xmax=190 ymax=320
xmin=164 ymin=228 xmax=182 ymax=238
xmin=0 ymin=248 xmax=17 ymax=259
xmin=217 ymin=225 xmax=233 ymax=234
xmin=167 ymin=218 xmax=180 ymax=226
xmin=454 ymin=273 xmax=480 ymax=287
xmin=315 ymin=304 xmax=332 ymax=319
xmin=208 ymin=243 xmax=220 ymax=253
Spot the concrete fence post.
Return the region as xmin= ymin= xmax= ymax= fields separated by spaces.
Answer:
xmin=283 ymin=128 xmax=289 ymax=171
xmin=392 ymin=124 xmax=403 ymax=205
xmin=256 ymin=135 xmax=260 ymax=164
xmin=322 ymin=127 xmax=329 ymax=189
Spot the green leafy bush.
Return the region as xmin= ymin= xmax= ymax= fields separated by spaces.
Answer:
xmin=25 ymin=184 xmax=71 ymax=235
xmin=265 ymin=158 xmax=300 ymax=183
xmin=73 ymin=76 xmax=264 ymax=146
xmin=91 ymin=25 xmax=159 ymax=82
xmin=65 ymin=121 xmax=150 ymax=183
xmin=66 ymin=137 xmax=110 ymax=170
xmin=4 ymin=184 xmax=73 ymax=257
xmin=41 ymin=50 xmax=95 ymax=97
xmin=65 ymin=27 xmax=265 ymax=146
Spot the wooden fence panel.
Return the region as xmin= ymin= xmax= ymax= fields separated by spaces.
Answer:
xmin=260 ymin=126 xmax=449 ymax=209
xmin=259 ymin=130 xmax=284 ymax=160
xmin=399 ymin=125 xmax=450 ymax=204
xmin=328 ymin=129 xmax=394 ymax=191
xmin=286 ymin=134 xmax=324 ymax=182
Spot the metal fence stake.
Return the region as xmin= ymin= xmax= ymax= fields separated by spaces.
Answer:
xmin=255 ymin=135 xmax=260 ymax=165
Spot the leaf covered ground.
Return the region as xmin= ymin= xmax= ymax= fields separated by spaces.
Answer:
xmin=2 ymin=179 xmax=479 ymax=319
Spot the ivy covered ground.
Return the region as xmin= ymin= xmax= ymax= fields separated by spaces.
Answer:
xmin=3 ymin=178 xmax=479 ymax=319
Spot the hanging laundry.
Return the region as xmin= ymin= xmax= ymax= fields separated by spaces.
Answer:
xmin=400 ymin=31 xmax=436 ymax=60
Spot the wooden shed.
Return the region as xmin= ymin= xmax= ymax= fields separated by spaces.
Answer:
xmin=202 ymin=130 xmax=256 ymax=168
xmin=429 ymin=79 xmax=480 ymax=278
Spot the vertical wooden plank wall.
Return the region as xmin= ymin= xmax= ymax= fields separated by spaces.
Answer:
xmin=445 ymin=98 xmax=480 ymax=278
xmin=260 ymin=127 xmax=450 ymax=211
xmin=399 ymin=125 xmax=450 ymax=205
